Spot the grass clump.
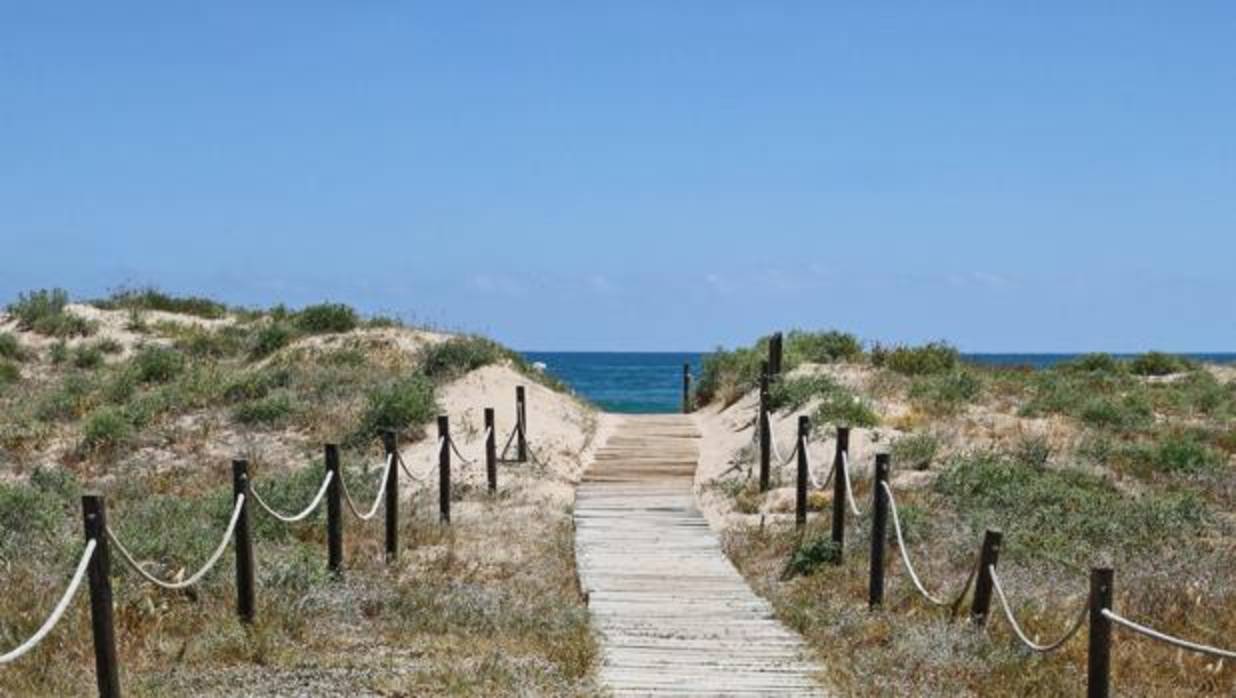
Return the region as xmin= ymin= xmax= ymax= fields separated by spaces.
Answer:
xmin=891 ymin=432 xmax=940 ymax=471
xmin=783 ymin=535 xmax=842 ymax=578
xmin=132 ymin=345 xmax=185 ymax=383
xmin=72 ymin=345 xmax=105 ymax=369
xmin=767 ymin=374 xmax=843 ymax=412
xmin=418 ymin=336 xmax=509 ymax=382
xmin=6 ymin=288 xmax=96 ymax=338
xmin=696 ymin=345 xmax=764 ymax=407
xmin=250 ymin=322 xmax=296 ymax=359
xmin=1060 ymin=352 xmax=1125 ymax=374
xmin=233 ymin=394 xmax=295 ymax=426
xmin=354 ymin=374 xmax=437 ymax=442
xmin=80 ymin=407 xmax=133 ymax=451
xmin=814 ymin=392 xmax=879 ymax=428
xmin=293 ymin=302 xmax=358 ymax=334
xmin=1130 ymin=351 xmax=1193 ymax=376
xmin=872 ymin=341 xmax=959 ymax=376
xmin=935 ymin=452 xmax=1208 ymax=564
xmin=0 ymin=360 xmax=19 ymax=388
xmin=785 ymin=330 xmax=863 ymax=364
xmin=0 ymin=332 xmax=26 ymax=361
xmin=908 ymin=370 xmax=982 ymax=415
xmin=92 ymin=286 xmax=228 ymax=319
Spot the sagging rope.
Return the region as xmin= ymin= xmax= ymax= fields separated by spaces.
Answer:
xmin=841 ymin=451 xmax=864 ymax=517
xmin=1102 ymin=609 xmax=1236 ymax=660
xmin=107 ymin=495 xmax=245 ymax=591
xmin=989 ymin=565 xmax=1087 ymax=653
xmin=250 ymin=471 xmax=334 ymax=523
xmin=0 ymin=540 xmax=95 ymax=664
xmin=766 ymin=425 xmax=800 ymax=469
xmin=499 ymin=423 xmax=520 ymax=460
xmin=883 ymin=481 xmax=976 ymax=607
xmin=448 ymin=436 xmax=477 ymax=466
xmin=339 ymin=454 xmax=393 ymax=522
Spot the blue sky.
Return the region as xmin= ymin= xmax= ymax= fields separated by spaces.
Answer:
xmin=2 ymin=3 xmax=1233 ymax=352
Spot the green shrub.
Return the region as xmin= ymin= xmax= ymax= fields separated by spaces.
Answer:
xmin=224 ymin=367 xmax=293 ymax=402
xmin=233 ymin=394 xmax=295 ymax=426
xmin=0 ymin=468 xmax=78 ymax=556
xmin=94 ymin=338 xmax=123 ymax=354
xmin=783 ymin=536 xmax=841 ymax=578
xmin=250 ymin=322 xmax=297 ymax=359
xmin=0 ymin=360 xmax=18 ymax=387
xmin=935 ymin=452 xmax=1208 ymax=563
xmin=0 ymin=333 xmax=25 ymax=361
xmin=49 ymin=341 xmax=69 ymax=364
xmin=294 ymin=303 xmax=358 ymax=334
xmin=354 ymin=374 xmax=437 ymax=442
xmin=891 ymin=432 xmax=939 ymax=471
xmin=81 ymin=407 xmax=133 ymax=451
xmin=132 ymin=346 xmax=185 ymax=383
xmin=785 ymin=330 xmax=863 ymax=364
xmin=36 ymin=374 xmax=97 ymax=421
xmin=1118 ymin=432 xmax=1226 ymax=479
xmin=365 ymin=315 xmax=403 ymax=328
xmin=174 ymin=326 xmax=246 ymax=358
xmin=767 ymin=375 xmax=843 ymax=412
xmin=418 ymin=336 xmax=509 ymax=382
xmin=1130 ymin=351 xmax=1193 ymax=376
xmin=1060 ymin=353 xmax=1125 ymax=374
xmin=1012 ymin=433 xmax=1052 ymax=468
xmin=908 ymin=370 xmax=982 ymax=415
xmin=93 ymin=287 xmax=228 ymax=319
xmin=814 ymin=392 xmax=879 ymax=428
xmin=695 ymin=345 xmax=764 ymax=407
xmin=871 ymin=341 xmax=959 ymax=376
xmin=1078 ymin=394 xmax=1152 ymax=431
xmin=7 ymin=288 xmax=69 ymax=328
xmin=72 ymin=345 xmax=104 ymax=369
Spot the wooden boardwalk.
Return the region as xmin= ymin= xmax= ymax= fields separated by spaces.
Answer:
xmin=575 ymin=415 xmax=825 ymax=696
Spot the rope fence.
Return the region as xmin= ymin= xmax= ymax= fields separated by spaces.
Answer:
xmin=0 ymin=384 xmax=537 ymax=698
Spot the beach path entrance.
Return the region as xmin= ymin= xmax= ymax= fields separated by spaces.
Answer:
xmin=575 ymin=414 xmax=825 ymax=696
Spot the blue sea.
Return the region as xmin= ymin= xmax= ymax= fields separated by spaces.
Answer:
xmin=523 ymin=352 xmax=1236 ymax=414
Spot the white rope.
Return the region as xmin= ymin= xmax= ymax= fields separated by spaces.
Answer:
xmin=841 ymin=451 xmax=864 ymax=517
xmin=883 ymin=481 xmax=964 ymax=607
xmin=767 ymin=420 xmax=791 ymax=465
xmin=0 ymin=540 xmax=95 ymax=664
xmin=339 ymin=454 xmax=393 ymax=521
xmin=250 ymin=471 xmax=333 ymax=523
xmin=107 ymin=495 xmax=245 ymax=591
xmin=989 ymin=565 xmax=1087 ymax=653
xmin=448 ymin=436 xmax=476 ymax=466
xmin=1103 ymin=609 xmax=1236 ymax=660
xmin=808 ymin=449 xmax=833 ymax=489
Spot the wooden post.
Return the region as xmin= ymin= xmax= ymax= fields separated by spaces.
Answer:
xmin=759 ymin=362 xmax=771 ymax=492
xmin=516 ymin=386 xmax=527 ymax=463
xmin=830 ymin=426 xmax=850 ymax=563
xmin=682 ymin=362 xmax=691 ymax=414
xmin=970 ymin=529 xmax=1003 ymax=626
xmin=768 ymin=332 xmax=783 ymax=376
xmin=1088 ymin=568 xmax=1114 ymax=698
xmin=869 ymin=453 xmax=891 ymax=609
xmin=325 ymin=444 xmax=342 ymax=576
xmin=485 ymin=408 xmax=497 ymax=494
xmin=795 ymin=416 xmax=809 ymax=529
xmin=81 ymin=495 xmax=121 ymax=698
xmin=232 ymin=460 xmax=255 ymax=624
xmin=382 ymin=429 xmax=398 ymax=563
xmin=438 ymin=416 xmax=451 ymax=523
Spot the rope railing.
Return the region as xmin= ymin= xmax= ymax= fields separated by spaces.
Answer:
xmin=339 ymin=454 xmax=392 ymax=522
xmin=882 ymin=481 xmax=974 ymax=607
xmin=107 ymin=495 xmax=246 ymax=591
xmin=448 ymin=435 xmax=477 ymax=466
xmin=988 ymin=565 xmax=1087 ymax=653
xmin=0 ymin=539 xmax=96 ymax=665
xmin=1102 ymin=609 xmax=1236 ymax=660
xmin=397 ymin=440 xmax=441 ymax=483
xmin=841 ymin=450 xmax=864 ymax=517
xmin=250 ymin=470 xmax=334 ymax=523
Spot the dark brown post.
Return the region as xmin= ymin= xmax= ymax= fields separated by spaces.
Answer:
xmin=484 ymin=408 xmax=497 ymax=494
xmin=869 ymin=453 xmax=891 ymax=609
xmin=795 ymin=416 xmax=809 ymax=529
xmin=768 ymin=332 xmax=783 ymax=376
xmin=438 ymin=416 xmax=451 ymax=523
xmin=515 ymin=386 xmax=527 ymax=463
xmin=82 ymin=495 xmax=121 ymax=698
xmin=232 ymin=460 xmax=256 ymax=624
xmin=830 ymin=426 xmax=850 ymax=563
xmin=970 ymin=529 xmax=1003 ymax=626
xmin=759 ymin=362 xmax=771 ymax=492
xmin=325 ymin=444 xmax=342 ymax=575
xmin=1088 ymin=568 xmax=1114 ymax=698
xmin=682 ymin=362 xmax=691 ymax=413
xmin=382 ymin=430 xmax=399 ymax=563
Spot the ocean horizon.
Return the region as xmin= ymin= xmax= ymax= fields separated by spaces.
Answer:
xmin=524 ymin=350 xmax=1236 ymax=414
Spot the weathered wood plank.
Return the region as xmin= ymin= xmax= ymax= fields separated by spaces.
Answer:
xmin=575 ymin=414 xmax=827 ymax=696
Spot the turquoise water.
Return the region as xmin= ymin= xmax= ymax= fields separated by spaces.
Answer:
xmin=522 ymin=351 xmax=1235 ymax=415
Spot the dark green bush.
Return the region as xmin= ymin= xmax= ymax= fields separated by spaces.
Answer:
xmin=1118 ymin=432 xmax=1226 ymax=479
xmin=233 ymin=393 xmax=295 ymax=426
xmin=250 ymin=322 xmax=296 ymax=359
xmin=814 ymin=392 xmax=879 ymax=428
xmin=224 ymin=367 xmax=293 ymax=402
xmin=908 ymin=370 xmax=982 ymax=415
xmin=0 ymin=333 xmax=25 ymax=361
xmin=72 ymin=345 xmax=104 ymax=370
xmin=418 ymin=336 xmax=509 ymax=382
xmin=1078 ymin=394 xmax=1152 ymax=431
xmin=766 ymin=375 xmax=843 ymax=412
xmin=81 ymin=407 xmax=133 ymax=451
xmin=294 ymin=303 xmax=358 ymax=334
xmin=1060 ymin=353 xmax=1125 ymax=374
xmin=132 ymin=346 xmax=185 ymax=383
xmin=0 ymin=360 xmax=18 ymax=387
xmin=783 ymin=536 xmax=841 ymax=578
xmin=353 ymin=374 xmax=437 ymax=442
xmin=695 ymin=345 xmax=764 ymax=407
xmin=872 ymin=341 xmax=959 ymax=376
xmin=785 ymin=330 xmax=863 ymax=364
xmin=7 ymin=288 xmax=69 ymax=329
xmin=1130 ymin=351 xmax=1193 ymax=377
xmin=93 ymin=286 xmax=228 ymax=319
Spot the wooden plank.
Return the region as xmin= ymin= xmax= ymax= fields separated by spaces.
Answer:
xmin=575 ymin=414 xmax=828 ymax=696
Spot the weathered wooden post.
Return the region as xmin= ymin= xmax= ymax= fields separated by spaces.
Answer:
xmin=869 ymin=453 xmax=891 ymax=609
xmin=485 ymin=407 xmax=497 ymax=494
xmin=1088 ymin=568 xmax=1114 ymax=698
xmin=682 ymin=362 xmax=691 ymax=414
xmin=759 ymin=362 xmax=771 ymax=492
xmin=438 ymin=416 xmax=451 ymax=523
xmin=382 ymin=429 xmax=399 ymax=563
xmin=516 ymin=386 xmax=528 ymax=463
xmin=970 ymin=529 xmax=1003 ymax=626
xmin=768 ymin=332 xmax=783 ymax=376
xmin=795 ymin=415 xmax=809 ymax=529
xmin=830 ymin=426 xmax=850 ymax=563
xmin=232 ymin=460 xmax=256 ymax=624
xmin=82 ymin=495 xmax=121 ymax=698
xmin=325 ymin=443 xmax=342 ymax=575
